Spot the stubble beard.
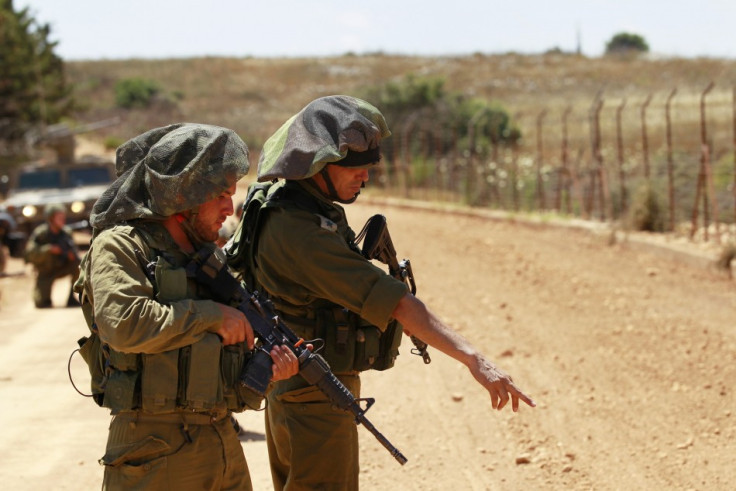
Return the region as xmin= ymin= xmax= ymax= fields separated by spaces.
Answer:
xmin=193 ymin=216 xmax=220 ymax=243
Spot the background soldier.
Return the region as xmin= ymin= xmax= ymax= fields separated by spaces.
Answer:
xmin=74 ymin=123 xmax=299 ymax=490
xmin=23 ymin=203 xmax=80 ymax=308
xmin=233 ymin=95 xmax=536 ymax=490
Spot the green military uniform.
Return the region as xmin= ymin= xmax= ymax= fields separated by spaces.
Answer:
xmin=24 ymin=218 xmax=80 ymax=307
xmin=255 ymin=180 xmax=407 ymax=490
xmin=241 ymin=96 xmax=407 ymax=490
xmin=75 ymin=123 xmax=257 ymax=490
xmin=81 ymin=221 xmax=253 ymax=490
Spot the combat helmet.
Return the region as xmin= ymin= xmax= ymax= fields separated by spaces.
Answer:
xmin=257 ymin=95 xmax=390 ymax=203
xmin=44 ymin=203 xmax=66 ymax=220
xmin=90 ymin=123 xmax=250 ymax=231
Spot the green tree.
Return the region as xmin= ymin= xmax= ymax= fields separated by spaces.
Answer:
xmin=0 ymin=0 xmax=72 ymax=161
xmin=362 ymin=74 xmax=518 ymax=158
xmin=605 ymin=32 xmax=650 ymax=55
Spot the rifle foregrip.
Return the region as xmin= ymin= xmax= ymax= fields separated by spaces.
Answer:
xmin=298 ymin=352 xmax=355 ymax=411
xmin=240 ymin=348 xmax=273 ymax=395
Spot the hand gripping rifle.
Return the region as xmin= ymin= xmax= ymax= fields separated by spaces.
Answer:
xmin=186 ymin=246 xmax=408 ymax=465
xmin=356 ymin=214 xmax=431 ymax=364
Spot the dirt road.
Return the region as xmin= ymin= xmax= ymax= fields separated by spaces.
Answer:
xmin=1 ymin=201 xmax=734 ymax=490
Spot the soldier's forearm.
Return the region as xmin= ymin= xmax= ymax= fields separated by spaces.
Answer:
xmin=392 ymin=293 xmax=478 ymax=367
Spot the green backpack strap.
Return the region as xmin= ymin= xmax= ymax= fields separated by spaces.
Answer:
xmin=226 ymin=180 xmax=328 ymax=288
xmin=225 ymin=181 xmax=275 ymax=290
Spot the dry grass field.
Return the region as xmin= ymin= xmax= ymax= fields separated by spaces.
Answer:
xmin=64 ymin=53 xmax=736 ymax=228
xmin=67 ymin=53 xmax=736 ymax=154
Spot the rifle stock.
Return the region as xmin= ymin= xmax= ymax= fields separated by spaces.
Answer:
xmin=187 ymin=247 xmax=408 ymax=465
xmin=357 ymin=215 xmax=431 ymax=364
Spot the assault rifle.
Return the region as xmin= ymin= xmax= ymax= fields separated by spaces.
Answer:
xmin=186 ymin=246 xmax=408 ymax=466
xmin=57 ymin=220 xmax=87 ymax=256
xmin=357 ymin=214 xmax=431 ymax=364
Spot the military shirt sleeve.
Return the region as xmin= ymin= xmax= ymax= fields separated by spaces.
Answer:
xmin=89 ymin=227 xmax=223 ymax=354
xmin=256 ymin=208 xmax=408 ymax=329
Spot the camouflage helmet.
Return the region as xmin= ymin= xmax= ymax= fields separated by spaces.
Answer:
xmin=90 ymin=123 xmax=250 ymax=229
xmin=45 ymin=203 xmax=66 ymax=219
xmin=257 ymin=95 xmax=391 ymax=182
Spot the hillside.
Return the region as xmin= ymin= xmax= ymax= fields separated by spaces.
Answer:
xmin=67 ymin=53 xmax=736 ymax=152
xmin=62 ymin=53 xmax=736 ymax=231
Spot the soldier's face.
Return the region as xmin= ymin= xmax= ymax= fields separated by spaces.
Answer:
xmin=49 ymin=211 xmax=66 ymax=231
xmin=193 ymin=184 xmax=236 ymax=242
xmin=322 ymin=164 xmax=372 ymax=201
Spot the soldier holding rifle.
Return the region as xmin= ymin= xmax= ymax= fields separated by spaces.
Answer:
xmin=228 ymin=95 xmax=536 ymax=490
xmin=73 ymin=123 xmax=300 ymax=490
xmin=24 ymin=203 xmax=80 ymax=308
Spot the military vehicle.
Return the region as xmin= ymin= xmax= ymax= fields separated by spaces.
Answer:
xmin=0 ymin=120 xmax=118 ymax=237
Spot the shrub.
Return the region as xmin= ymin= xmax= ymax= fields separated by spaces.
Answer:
xmin=103 ymin=136 xmax=125 ymax=150
xmin=114 ymin=78 xmax=161 ymax=109
xmin=628 ymin=183 xmax=666 ymax=232
xmin=361 ymin=74 xmax=517 ymax=162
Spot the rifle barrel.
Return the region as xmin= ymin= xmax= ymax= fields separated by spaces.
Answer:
xmin=358 ymin=414 xmax=408 ymax=465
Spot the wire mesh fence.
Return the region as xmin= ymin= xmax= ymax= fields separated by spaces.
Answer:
xmin=373 ymin=83 xmax=736 ymax=244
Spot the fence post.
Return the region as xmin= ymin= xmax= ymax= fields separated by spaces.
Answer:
xmin=510 ymin=114 xmax=521 ymax=212
xmin=690 ymin=82 xmax=716 ymax=241
xmin=616 ymin=98 xmax=627 ymax=216
xmin=536 ymin=109 xmax=547 ymax=210
xmin=640 ymin=94 xmax=653 ymax=181
xmin=558 ymin=106 xmax=572 ymax=212
xmin=589 ymin=94 xmax=606 ymax=220
xmin=467 ymin=108 xmax=491 ymax=205
xmin=665 ymin=88 xmax=678 ymax=232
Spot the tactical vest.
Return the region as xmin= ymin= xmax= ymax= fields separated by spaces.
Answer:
xmin=24 ymin=224 xmax=77 ymax=274
xmin=227 ymin=181 xmax=403 ymax=374
xmin=74 ymin=221 xmax=262 ymax=414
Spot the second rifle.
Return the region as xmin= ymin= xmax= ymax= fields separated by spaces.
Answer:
xmin=357 ymin=214 xmax=431 ymax=364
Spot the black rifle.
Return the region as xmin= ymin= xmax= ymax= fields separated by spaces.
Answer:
xmin=357 ymin=214 xmax=431 ymax=364
xmin=186 ymin=246 xmax=408 ymax=466
xmin=51 ymin=220 xmax=88 ymax=258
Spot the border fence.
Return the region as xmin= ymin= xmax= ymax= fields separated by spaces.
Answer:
xmin=373 ymin=83 xmax=736 ymax=245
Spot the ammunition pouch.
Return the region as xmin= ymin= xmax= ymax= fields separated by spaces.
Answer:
xmin=285 ymin=307 xmax=402 ymax=373
xmin=76 ymin=235 xmax=263 ymax=414
xmin=79 ymin=333 xmax=260 ymax=413
xmin=77 ymin=331 xmax=106 ymax=407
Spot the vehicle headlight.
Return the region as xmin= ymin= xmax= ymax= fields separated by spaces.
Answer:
xmin=22 ymin=205 xmax=38 ymax=218
xmin=70 ymin=201 xmax=86 ymax=214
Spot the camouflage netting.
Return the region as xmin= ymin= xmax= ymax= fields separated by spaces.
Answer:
xmin=257 ymin=95 xmax=391 ymax=182
xmin=90 ymin=123 xmax=250 ymax=229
